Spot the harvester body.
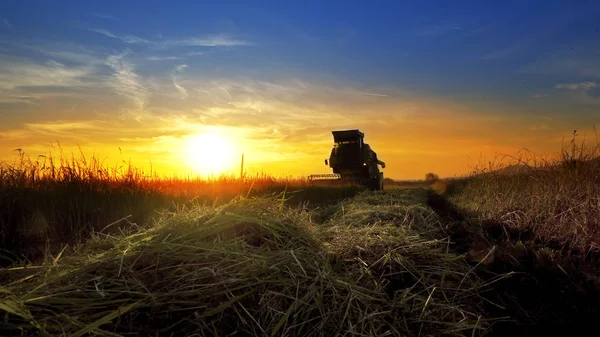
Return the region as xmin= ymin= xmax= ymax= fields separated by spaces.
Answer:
xmin=310 ymin=129 xmax=386 ymax=190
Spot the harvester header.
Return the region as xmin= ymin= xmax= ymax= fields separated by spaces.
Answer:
xmin=309 ymin=129 xmax=386 ymax=190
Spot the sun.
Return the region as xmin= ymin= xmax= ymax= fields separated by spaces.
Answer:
xmin=184 ymin=132 xmax=238 ymax=176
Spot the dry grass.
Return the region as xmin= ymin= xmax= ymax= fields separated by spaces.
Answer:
xmin=0 ymin=190 xmax=493 ymax=336
xmin=4 ymin=130 xmax=599 ymax=336
xmin=0 ymin=151 xmax=359 ymax=265
xmin=449 ymin=129 xmax=600 ymax=259
xmin=423 ymin=130 xmax=600 ymax=335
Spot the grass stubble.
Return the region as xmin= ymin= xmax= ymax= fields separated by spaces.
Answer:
xmin=431 ymin=129 xmax=600 ymax=335
xmin=0 ymin=190 xmax=495 ymax=336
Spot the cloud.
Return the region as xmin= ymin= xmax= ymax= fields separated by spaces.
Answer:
xmin=553 ymin=81 xmax=600 ymax=106
xmin=25 ymin=120 xmax=105 ymax=135
xmin=5 ymin=41 xmax=106 ymax=67
xmin=0 ymin=56 xmax=94 ymax=92
xmin=172 ymin=64 xmax=188 ymax=99
xmin=146 ymin=56 xmax=182 ymax=61
xmin=0 ymin=129 xmax=30 ymax=140
xmin=168 ymin=35 xmax=253 ymax=47
xmin=174 ymin=64 xmax=188 ymax=72
xmin=90 ymin=28 xmax=153 ymax=45
xmin=0 ymin=120 xmax=113 ymax=146
xmin=555 ymin=81 xmax=597 ymax=91
xmin=2 ymin=18 xmax=12 ymax=30
xmin=90 ymin=29 xmax=252 ymax=49
xmin=414 ymin=23 xmax=462 ymax=37
xmin=92 ymin=13 xmax=118 ymax=20
xmin=348 ymin=90 xmax=389 ymax=97
xmin=0 ymin=72 xmax=584 ymax=179
xmin=0 ymin=48 xmax=112 ymax=113
xmin=0 ymin=95 xmax=39 ymax=105
xmin=38 ymin=48 xmax=104 ymax=65
xmin=152 ymin=78 xmax=404 ymax=131
xmin=105 ymin=53 xmax=148 ymax=110
xmin=187 ymin=52 xmax=205 ymax=56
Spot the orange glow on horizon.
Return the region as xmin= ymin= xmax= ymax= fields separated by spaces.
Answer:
xmin=0 ymin=86 xmax=595 ymax=180
xmin=0 ymin=128 xmax=586 ymax=181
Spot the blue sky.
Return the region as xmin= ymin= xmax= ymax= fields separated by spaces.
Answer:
xmin=0 ymin=0 xmax=599 ymax=178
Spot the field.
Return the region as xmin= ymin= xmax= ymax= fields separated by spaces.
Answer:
xmin=1 ymin=137 xmax=599 ymax=336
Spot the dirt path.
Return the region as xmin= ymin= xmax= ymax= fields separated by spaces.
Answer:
xmin=426 ymin=189 xmax=600 ymax=336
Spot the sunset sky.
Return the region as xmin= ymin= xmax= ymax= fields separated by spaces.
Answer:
xmin=1 ymin=1 xmax=599 ymax=179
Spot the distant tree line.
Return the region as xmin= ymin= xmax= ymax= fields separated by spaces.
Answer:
xmin=425 ymin=172 xmax=439 ymax=182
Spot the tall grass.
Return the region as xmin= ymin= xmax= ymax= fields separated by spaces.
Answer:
xmin=0 ymin=151 xmax=359 ymax=264
xmin=449 ymin=129 xmax=600 ymax=258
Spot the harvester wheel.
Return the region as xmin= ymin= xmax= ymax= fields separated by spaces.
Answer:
xmin=369 ymin=176 xmax=383 ymax=191
xmin=366 ymin=178 xmax=374 ymax=191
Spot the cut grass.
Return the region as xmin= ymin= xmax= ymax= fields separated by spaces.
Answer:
xmin=0 ymin=190 xmax=493 ymax=336
xmin=3 ymin=131 xmax=598 ymax=336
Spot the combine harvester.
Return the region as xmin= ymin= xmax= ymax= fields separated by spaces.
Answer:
xmin=309 ymin=129 xmax=386 ymax=191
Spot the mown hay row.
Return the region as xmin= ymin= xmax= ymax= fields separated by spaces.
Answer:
xmin=1 ymin=191 xmax=492 ymax=336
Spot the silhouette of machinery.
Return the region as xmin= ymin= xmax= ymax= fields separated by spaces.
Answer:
xmin=309 ymin=129 xmax=386 ymax=191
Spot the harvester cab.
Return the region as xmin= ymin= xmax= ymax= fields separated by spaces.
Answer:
xmin=309 ymin=129 xmax=386 ymax=191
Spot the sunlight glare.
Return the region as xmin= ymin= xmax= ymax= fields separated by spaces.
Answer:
xmin=184 ymin=132 xmax=239 ymax=176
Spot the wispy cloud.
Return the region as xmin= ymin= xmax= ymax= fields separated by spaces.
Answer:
xmin=0 ymin=129 xmax=30 ymax=141
xmin=0 ymin=71 xmax=580 ymax=178
xmin=146 ymin=56 xmax=182 ymax=61
xmin=92 ymin=13 xmax=118 ymax=21
xmin=90 ymin=28 xmax=153 ymax=45
xmin=105 ymin=53 xmax=148 ymax=110
xmin=187 ymin=51 xmax=205 ymax=56
xmin=355 ymin=91 xmax=388 ymax=97
xmin=25 ymin=120 xmax=105 ymax=136
xmin=555 ymin=81 xmax=597 ymax=91
xmin=0 ymin=56 xmax=94 ymax=92
xmin=414 ymin=23 xmax=462 ymax=37
xmin=554 ymin=81 xmax=600 ymax=106
xmin=0 ymin=95 xmax=39 ymax=105
xmin=172 ymin=64 xmax=188 ymax=99
xmin=90 ymin=29 xmax=252 ymax=49
xmin=174 ymin=64 xmax=188 ymax=73
xmin=168 ymin=35 xmax=253 ymax=47
xmin=6 ymin=41 xmax=105 ymax=66
xmin=2 ymin=18 xmax=12 ymax=30
xmin=44 ymin=50 xmax=104 ymax=65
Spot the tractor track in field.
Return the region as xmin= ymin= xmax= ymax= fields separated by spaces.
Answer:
xmin=426 ymin=190 xmax=600 ymax=337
